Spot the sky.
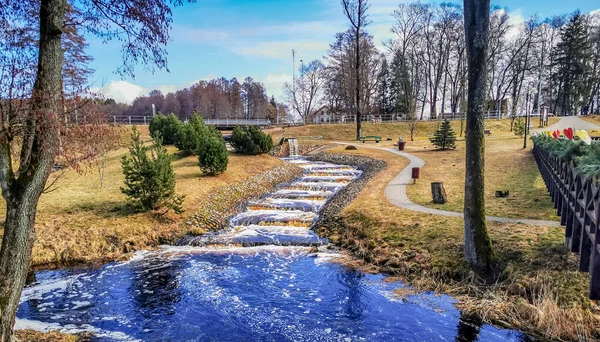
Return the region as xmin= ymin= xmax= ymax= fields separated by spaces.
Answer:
xmin=87 ymin=0 xmax=600 ymax=104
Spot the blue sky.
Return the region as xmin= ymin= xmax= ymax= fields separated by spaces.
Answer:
xmin=87 ymin=0 xmax=600 ymax=104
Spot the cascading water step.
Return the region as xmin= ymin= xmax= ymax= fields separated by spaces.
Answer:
xmin=288 ymin=182 xmax=347 ymax=191
xmin=298 ymin=175 xmax=353 ymax=183
xmin=190 ymin=225 xmax=327 ymax=247
xmin=191 ymin=156 xmax=362 ymax=249
xmin=230 ymin=209 xmax=318 ymax=226
xmin=268 ymin=189 xmax=334 ymax=199
xmin=247 ymin=199 xmax=326 ymax=212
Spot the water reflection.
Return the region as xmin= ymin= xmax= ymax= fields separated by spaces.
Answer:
xmin=129 ymin=256 xmax=184 ymax=317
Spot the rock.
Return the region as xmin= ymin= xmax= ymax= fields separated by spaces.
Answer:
xmin=495 ymin=190 xmax=510 ymax=198
xmin=307 ymin=153 xmax=386 ymax=230
xmin=345 ymin=145 xmax=357 ymax=150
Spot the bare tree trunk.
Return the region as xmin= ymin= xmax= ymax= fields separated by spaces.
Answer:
xmin=0 ymin=0 xmax=65 ymax=340
xmin=355 ymin=25 xmax=362 ymax=140
xmin=462 ymin=0 xmax=495 ymax=273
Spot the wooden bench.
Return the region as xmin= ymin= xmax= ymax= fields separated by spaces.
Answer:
xmin=484 ymin=130 xmax=492 ymax=136
xmin=359 ymin=135 xmax=381 ymax=143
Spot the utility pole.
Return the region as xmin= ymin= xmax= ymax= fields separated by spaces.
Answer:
xmin=292 ymin=49 xmax=296 ymax=93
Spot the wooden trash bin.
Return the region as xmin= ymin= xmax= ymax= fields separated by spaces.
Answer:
xmin=398 ymin=141 xmax=406 ymax=151
xmin=411 ymin=167 xmax=420 ymax=183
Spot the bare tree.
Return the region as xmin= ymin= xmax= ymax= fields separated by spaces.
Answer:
xmin=341 ymin=0 xmax=369 ymax=140
xmin=284 ymin=60 xmax=326 ymax=123
xmin=0 ymin=0 xmax=192 ymax=339
xmin=463 ymin=0 xmax=495 ymax=272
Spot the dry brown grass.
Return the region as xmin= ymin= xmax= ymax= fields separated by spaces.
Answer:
xmin=581 ymin=115 xmax=600 ymax=126
xmin=319 ymin=145 xmax=600 ymax=341
xmin=0 ymin=131 xmax=283 ymax=267
xmin=265 ymin=117 xmax=561 ymax=143
xmin=404 ymin=136 xmax=558 ymax=220
xmin=15 ymin=330 xmax=79 ymax=342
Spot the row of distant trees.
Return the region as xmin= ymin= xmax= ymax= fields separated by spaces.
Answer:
xmin=286 ymin=3 xmax=600 ymax=123
xmin=102 ymin=77 xmax=291 ymax=123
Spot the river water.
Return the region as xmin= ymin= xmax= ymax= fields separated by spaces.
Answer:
xmin=16 ymin=158 xmax=530 ymax=341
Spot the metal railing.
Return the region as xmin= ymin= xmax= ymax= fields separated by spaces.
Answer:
xmin=204 ymin=118 xmax=271 ymax=127
xmin=306 ymin=112 xmax=515 ymax=124
xmin=533 ymin=144 xmax=600 ymax=299
xmin=109 ymin=116 xmax=272 ymax=127
xmin=279 ymin=132 xmax=323 ymax=145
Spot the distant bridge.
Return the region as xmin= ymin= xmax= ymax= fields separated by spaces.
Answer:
xmin=111 ymin=116 xmax=271 ymax=129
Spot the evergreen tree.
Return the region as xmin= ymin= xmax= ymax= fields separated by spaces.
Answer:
xmin=429 ymin=119 xmax=456 ymax=150
xmin=551 ymin=12 xmax=592 ymax=116
xmin=198 ymin=136 xmax=229 ymax=175
xmin=175 ymin=112 xmax=221 ymax=155
xmin=230 ymin=126 xmax=273 ymax=155
xmin=121 ymin=127 xmax=185 ymax=214
xmin=149 ymin=113 xmax=182 ymax=144
xmin=390 ymin=49 xmax=413 ymax=114
xmin=377 ymin=58 xmax=392 ymax=114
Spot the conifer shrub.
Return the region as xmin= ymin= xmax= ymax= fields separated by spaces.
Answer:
xmin=513 ymin=116 xmax=526 ymax=137
xmin=429 ymin=119 xmax=456 ymax=150
xmin=174 ymin=112 xmax=219 ymax=154
xmin=198 ymin=136 xmax=229 ymax=175
xmin=149 ymin=113 xmax=182 ymax=145
xmin=230 ymin=126 xmax=273 ymax=155
xmin=121 ymin=126 xmax=185 ymax=214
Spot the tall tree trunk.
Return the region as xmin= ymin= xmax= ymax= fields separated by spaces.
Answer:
xmin=355 ymin=27 xmax=362 ymax=140
xmin=462 ymin=0 xmax=495 ymax=272
xmin=0 ymin=0 xmax=65 ymax=340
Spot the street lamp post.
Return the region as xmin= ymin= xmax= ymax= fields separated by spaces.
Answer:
xmin=524 ymin=87 xmax=538 ymax=149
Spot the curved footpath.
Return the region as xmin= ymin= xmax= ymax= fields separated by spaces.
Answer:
xmin=332 ymin=142 xmax=561 ymax=227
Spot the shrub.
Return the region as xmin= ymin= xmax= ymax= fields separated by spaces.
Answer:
xmin=429 ymin=119 xmax=456 ymax=150
xmin=149 ymin=113 xmax=181 ymax=145
xmin=198 ymin=136 xmax=229 ymax=175
xmin=230 ymin=126 xmax=273 ymax=155
xmin=175 ymin=112 xmax=223 ymax=155
xmin=121 ymin=126 xmax=185 ymax=214
xmin=513 ymin=116 xmax=526 ymax=137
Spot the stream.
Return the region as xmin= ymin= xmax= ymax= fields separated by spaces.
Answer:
xmin=16 ymin=158 xmax=530 ymax=341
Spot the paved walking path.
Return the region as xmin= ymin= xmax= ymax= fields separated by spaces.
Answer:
xmin=333 ymin=142 xmax=561 ymax=227
xmin=539 ymin=116 xmax=600 ymax=132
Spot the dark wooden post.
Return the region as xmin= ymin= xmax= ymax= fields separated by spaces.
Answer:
xmin=431 ymin=182 xmax=448 ymax=204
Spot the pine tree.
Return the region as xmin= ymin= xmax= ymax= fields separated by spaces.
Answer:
xmin=377 ymin=58 xmax=392 ymax=114
xmin=551 ymin=12 xmax=592 ymax=116
xmin=121 ymin=127 xmax=185 ymax=214
xmin=198 ymin=136 xmax=229 ymax=175
xmin=429 ymin=119 xmax=457 ymax=150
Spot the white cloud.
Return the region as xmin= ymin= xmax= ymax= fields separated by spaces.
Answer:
xmin=262 ymin=73 xmax=292 ymax=100
xmin=92 ymin=73 xmax=291 ymax=105
xmin=507 ymin=9 xmax=526 ymax=39
xmin=92 ymin=78 xmax=206 ymax=104
xmin=93 ymin=80 xmax=144 ymax=104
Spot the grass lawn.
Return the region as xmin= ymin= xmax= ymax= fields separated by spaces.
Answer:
xmin=581 ymin=114 xmax=600 ymax=126
xmin=405 ymin=136 xmax=558 ymax=220
xmin=0 ymin=128 xmax=285 ymax=267
xmin=285 ymin=118 xmax=558 ymax=221
xmin=321 ymin=145 xmax=598 ymax=341
xmin=264 ymin=117 xmax=560 ymax=143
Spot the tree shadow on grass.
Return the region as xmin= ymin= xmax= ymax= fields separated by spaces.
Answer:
xmin=61 ymin=199 xmax=141 ymax=218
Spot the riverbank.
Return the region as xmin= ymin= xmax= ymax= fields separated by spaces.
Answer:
xmin=315 ymin=145 xmax=600 ymax=341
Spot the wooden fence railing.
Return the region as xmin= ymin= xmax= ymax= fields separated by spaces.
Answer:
xmin=532 ymin=144 xmax=600 ymax=299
